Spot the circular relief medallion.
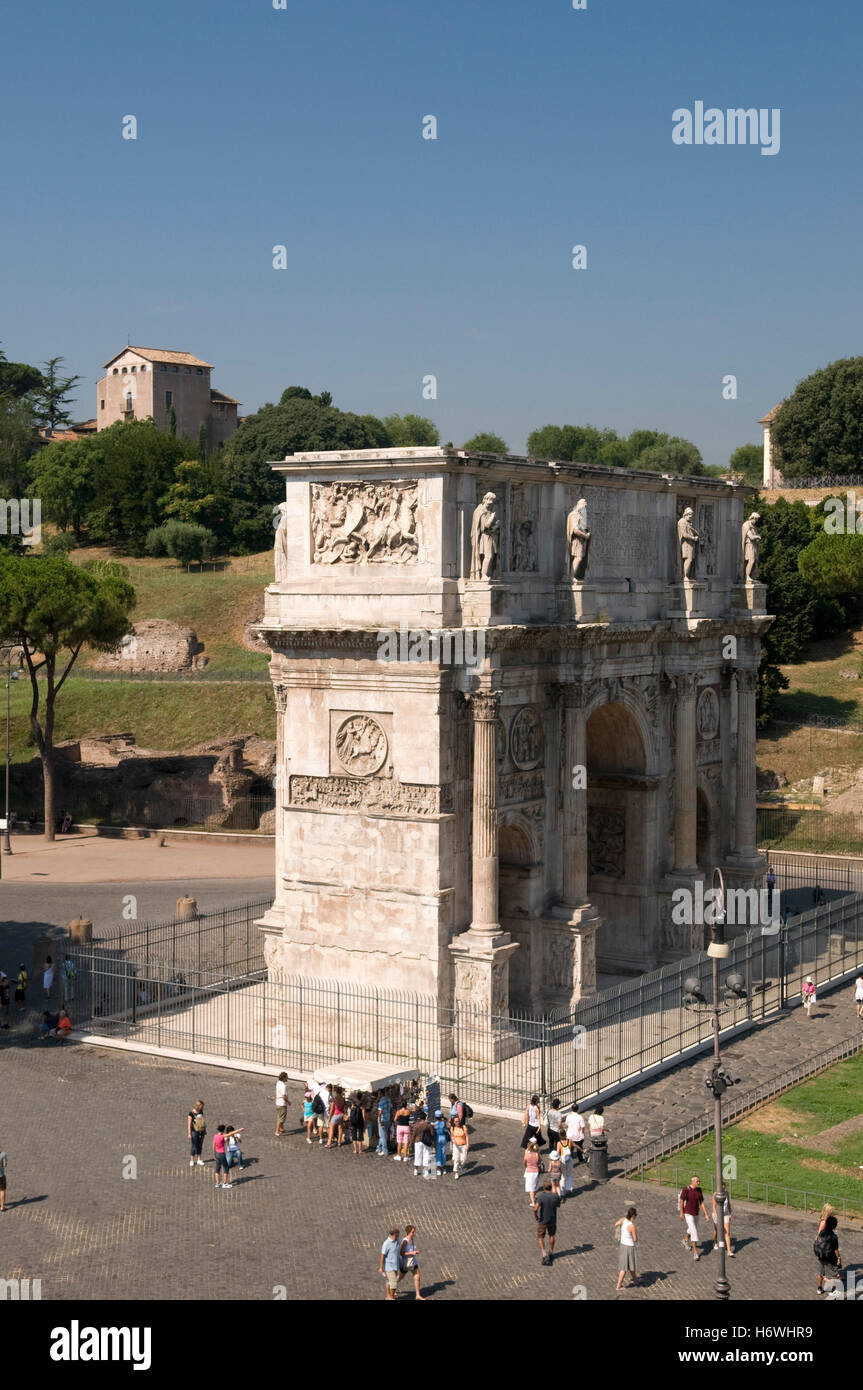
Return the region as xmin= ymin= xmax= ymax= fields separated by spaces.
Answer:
xmin=334 ymin=714 xmax=388 ymax=777
xmin=509 ymin=706 xmax=543 ymax=771
xmin=696 ymin=687 xmax=720 ymax=741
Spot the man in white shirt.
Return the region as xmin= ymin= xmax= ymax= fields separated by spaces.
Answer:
xmin=314 ymin=1081 xmax=331 ymax=1145
xmin=275 ymin=1071 xmax=290 ymax=1137
xmin=565 ymin=1107 xmax=586 ymax=1165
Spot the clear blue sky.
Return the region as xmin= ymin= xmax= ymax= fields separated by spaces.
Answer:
xmin=1 ymin=0 xmax=860 ymax=467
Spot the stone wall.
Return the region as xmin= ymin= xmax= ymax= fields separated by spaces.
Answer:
xmin=94 ymin=619 xmax=203 ymax=673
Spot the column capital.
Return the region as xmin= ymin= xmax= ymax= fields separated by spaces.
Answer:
xmin=669 ymin=672 xmax=698 ymax=700
xmin=272 ymin=684 xmax=288 ymax=715
xmin=562 ymin=680 xmax=590 ymax=710
xmin=467 ymin=690 xmax=501 ymax=721
xmin=735 ymin=667 xmax=759 ymax=695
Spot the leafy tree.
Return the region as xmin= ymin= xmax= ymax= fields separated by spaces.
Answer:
xmin=383 ymin=414 xmax=439 ymax=447
xmin=222 ymin=389 xmax=391 ymax=551
xmin=0 ymin=394 xmax=38 ymax=499
xmin=771 ymin=357 xmax=863 ymax=478
xmin=32 ymin=356 xmax=82 ymax=432
xmin=168 ymin=404 xmax=177 ymax=437
xmin=0 ymin=348 xmax=43 ymax=400
xmin=145 ymin=519 xmax=217 ymax=568
xmin=729 ymin=443 xmax=763 ymax=487
xmin=160 ymin=458 xmax=231 ymax=544
xmin=41 ymin=532 xmax=77 ymax=558
xmin=29 ymin=438 xmax=98 ymax=537
xmin=198 ymin=422 xmax=207 ymax=463
xmin=797 ymin=532 xmax=863 ymax=620
xmin=758 ymin=498 xmax=820 ymax=664
xmin=83 ymin=419 xmax=184 ymax=552
xmin=0 ymin=555 xmax=135 ymax=838
xmin=463 ymin=431 xmax=509 ymax=454
xmin=527 ymin=423 xmax=606 ymax=461
xmin=631 ymin=437 xmax=704 ymax=475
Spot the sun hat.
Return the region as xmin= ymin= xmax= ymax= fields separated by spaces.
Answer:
xmin=435 ymin=1109 xmax=442 ymax=1117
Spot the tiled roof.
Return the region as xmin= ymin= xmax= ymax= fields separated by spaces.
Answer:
xmin=210 ymin=388 xmax=240 ymax=405
xmin=104 ymin=347 xmax=213 ymax=369
xmin=759 ymin=403 xmax=782 ymax=425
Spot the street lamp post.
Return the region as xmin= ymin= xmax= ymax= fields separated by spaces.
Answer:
xmin=707 ymin=866 xmax=730 ymax=1301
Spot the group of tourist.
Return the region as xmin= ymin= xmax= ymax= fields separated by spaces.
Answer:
xmin=0 ymin=955 xmax=77 ymax=1033
xmin=299 ymin=1079 xmax=473 ymax=1178
xmin=521 ymin=1094 xmax=605 ymax=1201
xmin=187 ymin=1102 xmax=245 ymax=1188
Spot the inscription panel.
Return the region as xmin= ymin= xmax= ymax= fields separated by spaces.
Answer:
xmin=580 ymin=487 xmax=657 ymax=577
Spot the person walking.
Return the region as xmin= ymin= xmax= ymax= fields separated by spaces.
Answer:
xmin=765 ymin=865 xmax=776 ymax=916
xmin=524 ymin=1137 xmax=543 ymax=1204
xmin=615 ymin=1206 xmax=639 ymax=1289
xmin=432 ymin=1110 xmax=449 ymax=1177
xmin=42 ymin=956 xmax=54 ymax=1001
xmin=565 ymin=1105 xmax=586 ymax=1166
xmin=521 ymin=1094 xmax=543 ymax=1149
xmin=0 ymin=1148 xmax=6 ymax=1213
xmin=349 ymin=1096 xmax=366 ymax=1155
xmin=226 ymin=1124 xmax=245 ymax=1173
xmin=712 ymin=1190 xmax=734 ymax=1257
xmin=547 ymin=1142 xmax=562 ymax=1197
xmin=275 ymin=1072 xmax=290 ymax=1137
xmin=188 ymin=1101 xmax=206 ymax=1167
xmin=393 ymin=1098 xmax=412 ymax=1162
xmin=450 ymin=1111 xmax=469 ymax=1180
xmin=533 ymin=1178 xmax=560 ymax=1266
xmin=448 ymin=1093 xmax=468 ymax=1131
xmin=399 ymin=1226 xmax=425 ymax=1300
xmin=376 ymin=1090 xmax=393 ymax=1156
xmin=855 ymin=976 xmax=863 ymax=1021
xmin=557 ymin=1131 xmax=574 ymax=1200
xmin=14 ymin=964 xmax=27 ymax=1012
xmin=545 ymin=1097 xmax=562 ymax=1156
xmin=61 ymin=955 xmax=76 ymax=1004
xmin=0 ymin=974 xmax=9 ymax=1028
xmin=379 ymin=1228 xmax=401 ymax=1300
xmin=588 ymin=1106 xmax=605 ymax=1141
xmin=803 ymin=976 xmax=816 ymax=1018
xmin=302 ymin=1089 xmax=316 ymax=1143
xmin=679 ymin=1175 xmax=709 ymax=1260
xmin=815 ymin=1213 xmax=842 ymax=1295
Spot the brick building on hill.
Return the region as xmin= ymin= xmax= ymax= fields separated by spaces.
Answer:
xmin=97 ymin=347 xmax=239 ymax=447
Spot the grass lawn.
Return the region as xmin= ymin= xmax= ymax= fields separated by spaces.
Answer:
xmin=6 ymin=675 xmax=273 ymax=761
xmin=641 ymin=1050 xmax=863 ymax=1215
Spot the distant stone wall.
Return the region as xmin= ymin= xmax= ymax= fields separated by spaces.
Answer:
xmin=94 ymin=619 xmax=202 ymax=673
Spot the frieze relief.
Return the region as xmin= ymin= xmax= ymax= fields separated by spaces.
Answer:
xmin=311 ymin=481 xmax=420 ymax=565
xmin=499 ymin=771 xmax=545 ymax=803
xmin=587 ymin=809 xmax=626 ymax=879
xmin=290 ymin=775 xmax=452 ymax=818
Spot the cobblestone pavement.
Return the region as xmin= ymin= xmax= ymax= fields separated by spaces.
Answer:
xmin=604 ymin=978 xmax=863 ymax=1162
xmin=1 ymin=1041 xmax=859 ymax=1302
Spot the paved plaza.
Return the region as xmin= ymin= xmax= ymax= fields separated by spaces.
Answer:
xmin=0 ymin=1039 xmax=859 ymax=1303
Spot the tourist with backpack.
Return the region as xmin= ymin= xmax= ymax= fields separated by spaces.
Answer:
xmin=349 ymin=1096 xmax=366 ymax=1155
xmin=312 ymin=1082 xmax=331 ymax=1144
xmin=814 ymin=1214 xmax=842 ymax=1295
xmin=188 ymin=1101 xmax=206 ymax=1166
xmin=679 ymin=1175 xmax=709 ymax=1260
xmin=411 ymin=1109 xmax=434 ymax=1179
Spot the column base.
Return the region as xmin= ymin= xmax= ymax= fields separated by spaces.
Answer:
xmin=449 ymin=928 xmax=521 ymax=1061
xmin=540 ymin=903 xmax=601 ymax=1007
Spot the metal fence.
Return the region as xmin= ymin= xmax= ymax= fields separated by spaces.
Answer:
xmin=66 ymin=891 xmax=863 ymax=1112
xmin=758 ymin=806 xmax=863 ymax=856
xmin=632 ymin=1163 xmax=856 ymax=1220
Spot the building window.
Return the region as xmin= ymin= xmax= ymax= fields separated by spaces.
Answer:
xmin=122 ymin=367 xmax=127 ymax=374
xmin=100 ymin=399 xmax=105 ymax=410
xmin=131 ymin=365 xmax=137 ymax=372
xmin=140 ymin=365 xmax=147 ymax=372
xmin=125 ymin=392 xmax=133 ymax=412
xmin=113 ymin=368 xmax=119 ymax=375
xmin=184 ymin=366 xmax=191 ymax=373
xmin=172 ymin=365 xmax=178 ymax=373
xmin=165 ymin=391 xmax=173 ymax=407
xmin=159 ymin=364 xmax=167 ymax=372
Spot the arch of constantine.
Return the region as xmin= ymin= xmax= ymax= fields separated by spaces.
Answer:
xmin=256 ymin=448 xmax=770 ymax=1032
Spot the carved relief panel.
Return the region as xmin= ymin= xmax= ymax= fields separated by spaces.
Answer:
xmin=329 ymin=711 xmax=394 ymax=778
xmin=311 ymin=481 xmax=420 ymax=565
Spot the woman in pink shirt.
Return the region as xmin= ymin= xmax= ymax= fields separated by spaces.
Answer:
xmin=213 ymin=1124 xmax=242 ymax=1189
xmin=327 ymin=1089 xmax=347 ymax=1148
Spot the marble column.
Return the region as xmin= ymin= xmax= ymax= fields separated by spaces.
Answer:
xmin=562 ymin=681 xmax=589 ymax=906
xmin=448 ymin=690 xmax=520 ymax=1060
xmin=733 ymin=667 xmax=760 ymax=862
xmin=468 ymin=691 xmax=501 ymax=934
xmin=673 ymin=673 xmax=698 ymax=873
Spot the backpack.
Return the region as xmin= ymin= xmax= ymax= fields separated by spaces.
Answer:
xmin=461 ymin=1102 xmax=474 ymax=1120
xmin=312 ymin=1094 xmax=325 ymax=1115
xmin=813 ymin=1233 xmax=835 ymax=1263
xmin=193 ymin=1113 xmax=206 ymax=1133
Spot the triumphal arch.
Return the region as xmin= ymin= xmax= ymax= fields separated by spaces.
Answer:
xmin=257 ymin=447 xmax=770 ymax=1022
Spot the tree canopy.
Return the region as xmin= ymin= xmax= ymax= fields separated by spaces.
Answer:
xmin=0 ymin=555 xmax=135 ymax=837
xmin=771 ymin=357 xmax=863 ymax=478
xmin=383 ymin=414 xmax=439 ymax=447
xmin=526 ymin=423 xmax=704 ymax=474
xmin=463 ymin=431 xmax=509 ymax=454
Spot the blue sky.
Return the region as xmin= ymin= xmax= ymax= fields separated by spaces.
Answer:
xmin=1 ymin=0 xmax=860 ymax=466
